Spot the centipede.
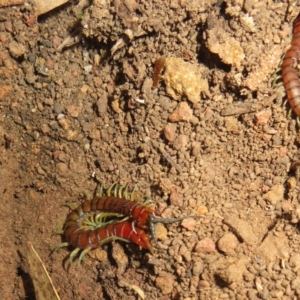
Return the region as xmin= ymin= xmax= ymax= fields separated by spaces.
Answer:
xmin=282 ymin=14 xmax=300 ymax=116
xmin=54 ymin=183 xmax=197 ymax=264
xmin=57 ymin=218 xmax=152 ymax=264
xmin=88 ymin=195 xmax=189 ymax=249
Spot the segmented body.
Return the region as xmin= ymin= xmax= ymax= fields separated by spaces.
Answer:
xmin=90 ymin=196 xmax=155 ymax=229
xmin=282 ymin=14 xmax=300 ymax=115
xmin=63 ymin=197 xmax=153 ymax=252
xmin=64 ymin=220 xmax=152 ymax=251
xmin=55 ymin=183 xmax=195 ymax=264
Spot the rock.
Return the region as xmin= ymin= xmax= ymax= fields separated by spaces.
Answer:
xmin=196 ymin=205 xmax=208 ymax=215
xmin=255 ymin=232 xmax=289 ymax=261
xmin=88 ymin=248 xmax=108 ymax=262
xmin=0 ymin=85 xmax=11 ymax=101
xmin=52 ymin=35 xmax=62 ymax=49
xmin=89 ymin=128 xmax=101 ymax=140
xmin=58 ymin=118 xmax=69 ymax=131
xmin=192 ymin=260 xmax=204 ymax=276
xmin=289 ymin=253 xmax=300 ymax=268
xmin=255 ymin=109 xmax=272 ymax=125
xmin=194 ymin=237 xmax=215 ymax=253
xmin=66 ymin=105 xmax=82 ymax=118
xmin=164 ymin=123 xmax=176 ymax=142
xmin=169 ymin=185 xmax=183 ymax=206
xmin=173 ymin=134 xmax=189 ymax=151
xmin=169 ymin=102 xmax=193 ymax=122
xmin=191 ymin=142 xmax=201 ymax=156
xmin=8 ymin=41 xmax=26 ymax=58
xmin=53 ymin=103 xmax=64 ymax=114
xmin=198 ymin=280 xmax=210 ymax=288
xmin=112 ymin=243 xmax=128 ymax=275
xmin=56 ymin=162 xmax=69 ymax=175
xmin=181 ymin=218 xmax=197 ymax=231
xmin=223 ymin=215 xmax=259 ymax=245
xmin=155 ymin=223 xmax=168 ymax=241
xmin=97 ymin=92 xmax=108 ymax=116
xmin=155 ymin=273 xmax=175 ymax=294
xmin=263 ymin=184 xmax=284 ymax=205
xmin=40 ymin=124 xmax=50 ymax=134
xmin=163 ymin=57 xmax=209 ymax=103
xmin=217 ymin=233 xmax=239 ymax=254
xmin=213 ymin=257 xmax=249 ymax=285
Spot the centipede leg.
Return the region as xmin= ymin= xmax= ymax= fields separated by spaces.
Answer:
xmin=52 ymin=242 xmax=69 ymax=255
xmin=98 ymin=183 xmax=104 ymax=197
xmin=69 ymin=247 xmax=81 ymax=265
xmin=124 ymin=184 xmax=130 ymax=199
xmin=107 ymin=183 xmax=116 ymax=196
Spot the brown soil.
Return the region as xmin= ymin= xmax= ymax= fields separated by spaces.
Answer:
xmin=1 ymin=1 xmax=300 ymax=299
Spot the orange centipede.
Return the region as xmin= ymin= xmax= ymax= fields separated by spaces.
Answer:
xmin=63 ymin=219 xmax=153 ymax=263
xmin=282 ymin=14 xmax=300 ymax=116
xmin=88 ymin=195 xmax=188 ymax=249
xmin=54 ymin=183 xmax=197 ymax=263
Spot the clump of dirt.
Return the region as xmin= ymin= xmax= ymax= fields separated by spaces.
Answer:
xmin=1 ymin=0 xmax=300 ymax=299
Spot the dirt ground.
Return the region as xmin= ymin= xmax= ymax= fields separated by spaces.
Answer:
xmin=2 ymin=0 xmax=300 ymax=299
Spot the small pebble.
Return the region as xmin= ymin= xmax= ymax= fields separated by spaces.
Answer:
xmin=97 ymin=92 xmax=108 ymax=116
xmin=181 ymin=218 xmax=197 ymax=231
xmin=263 ymin=185 xmax=284 ymax=206
xmin=169 ymin=102 xmax=193 ymax=122
xmin=194 ymin=237 xmax=216 ymax=253
xmin=164 ymin=123 xmax=176 ymax=142
xmin=40 ymin=124 xmax=50 ymax=134
xmin=54 ymin=103 xmax=64 ymax=114
xmin=169 ymin=186 xmax=183 ymax=206
xmin=58 ymin=118 xmax=69 ymax=131
xmin=192 ymin=260 xmax=204 ymax=276
xmin=0 ymin=32 xmax=8 ymax=43
xmin=66 ymin=105 xmax=82 ymax=118
xmin=198 ymin=280 xmax=210 ymax=288
xmin=155 ymin=223 xmax=168 ymax=241
xmin=52 ymin=35 xmax=62 ymax=49
xmin=56 ymin=162 xmax=69 ymax=175
xmin=254 ymin=109 xmax=272 ymax=125
xmin=217 ymin=233 xmax=239 ymax=254
xmin=8 ymin=41 xmax=26 ymax=58
xmin=155 ymin=273 xmax=175 ymax=294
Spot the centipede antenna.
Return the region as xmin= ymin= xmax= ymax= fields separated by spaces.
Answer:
xmin=151 ymin=216 xmax=188 ymax=224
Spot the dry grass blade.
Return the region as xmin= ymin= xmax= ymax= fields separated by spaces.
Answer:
xmin=26 ymin=242 xmax=61 ymax=300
